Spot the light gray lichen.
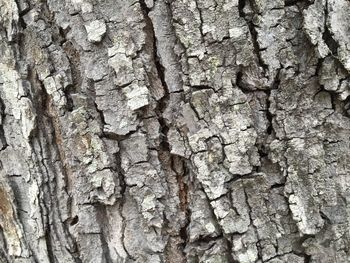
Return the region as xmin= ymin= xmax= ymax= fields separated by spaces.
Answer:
xmin=85 ymin=19 xmax=106 ymax=43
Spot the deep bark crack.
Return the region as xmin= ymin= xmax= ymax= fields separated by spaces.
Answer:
xmin=239 ymin=0 xmax=269 ymax=79
xmin=139 ymin=0 xmax=190 ymax=259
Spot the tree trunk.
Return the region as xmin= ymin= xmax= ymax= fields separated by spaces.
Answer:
xmin=0 ymin=0 xmax=349 ymax=262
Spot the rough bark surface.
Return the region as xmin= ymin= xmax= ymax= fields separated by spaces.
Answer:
xmin=0 ymin=0 xmax=349 ymax=262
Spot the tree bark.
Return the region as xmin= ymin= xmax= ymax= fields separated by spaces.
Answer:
xmin=0 ymin=0 xmax=349 ymax=262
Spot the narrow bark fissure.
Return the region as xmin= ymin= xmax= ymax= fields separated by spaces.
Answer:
xmin=44 ymin=225 xmax=56 ymax=263
xmin=242 ymin=185 xmax=263 ymax=261
xmin=290 ymin=235 xmax=315 ymax=262
xmin=30 ymin=66 xmax=82 ymax=262
xmin=31 ymin=75 xmax=59 ymax=263
xmin=194 ymin=0 xmax=205 ymax=39
xmin=139 ymin=0 xmax=190 ymax=258
xmin=37 ymin=124 xmax=78 ymax=263
xmin=304 ymin=254 xmax=312 ymax=263
xmin=94 ymin=102 xmax=107 ymax=126
xmin=265 ymin=90 xmax=274 ymax=136
xmin=191 ymin=85 xmax=216 ymax=92
xmin=314 ymin=58 xmax=350 ymax=117
xmin=258 ymin=68 xmax=280 ymax=166
xmin=248 ymin=25 xmax=269 ymax=78
xmin=225 ymin=238 xmax=238 ymax=263
xmin=284 ymin=0 xmax=304 ymax=6
xmin=20 ymin=11 xmax=80 ymax=249
xmin=0 ymin=225 xmax=9 ymax=263
xmin=113 ymin=146 xmax=131 ymax=259
xmin=329 ymin=91 xmax=337 ymax=111
xmin=344 ymin=97 xmax=350 ymax=118
xmin=322 ymin=1 xmax=339 ymax=56
xmin=99 ymin=234 xmax=113 ymax=263
xmin=62 ymin=40 xmax=82 ymax=113
xmin=95 ymin=205 xmax=114 ymax=263
xmin=314 ymin=57 xmax=324 ymax=78
xmin=239 ymin=1 xmax=269 ymax=78
xmin=235 ymin=70 xmax=245 ymax=90
xmin=69 ymin=216 xmax=79 ymax=226
xmin=173 ymin=157 xmax=190 ymax=252
xmin=0 ymin=250 xmax=9 ymax=263
xmin=0 ymin=97 xmax=8 ymax=151
xmin=114 ymin=151 xmax=126 ymax=196
xmin=139 ymin=0 xmax=170 ymax=145
xmin=238 ymin=0 xmax=246 ymax=18
xmin=119 ymin=201 xmax=133 ymax=260
xmin=314 ymin=1 xmax=349 ymax=79
xmin=201 ymin=189 xmax=236 ymax=261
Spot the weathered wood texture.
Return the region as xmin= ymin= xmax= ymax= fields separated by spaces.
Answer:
xmin=0 ymin=0 xmax=349 ymax=262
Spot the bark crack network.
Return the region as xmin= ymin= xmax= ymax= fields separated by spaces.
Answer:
xmin=1 ymin=0 xmax=349 ymax=262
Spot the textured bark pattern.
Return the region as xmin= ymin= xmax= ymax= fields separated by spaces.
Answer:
xmin=0 ymin=0 xmax=349 ymax=262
